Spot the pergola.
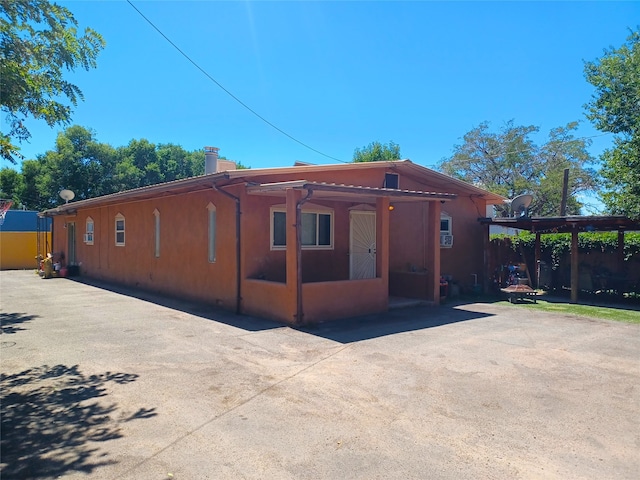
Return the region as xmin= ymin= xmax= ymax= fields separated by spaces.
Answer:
xmin=479 ymin=215 xmax=640 ymax=302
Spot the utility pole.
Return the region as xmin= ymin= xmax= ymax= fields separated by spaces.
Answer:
xmin=560 ymin=168 xmax=569 ymax=216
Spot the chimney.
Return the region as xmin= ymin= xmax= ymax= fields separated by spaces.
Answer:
xmin=204 ymin=146 xmax=219 ymax=175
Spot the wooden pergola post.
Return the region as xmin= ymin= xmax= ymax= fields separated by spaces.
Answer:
xmin=617 ymin=228 xmax=625 ymax=297
xmin=534 ymin=232 xmax=541 ymax=289
xmin=571 ymin=225 xmax=579 ymax=303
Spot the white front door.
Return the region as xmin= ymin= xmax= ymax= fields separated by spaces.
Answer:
xmin=349 ymin=211 xmax=376 ymax=279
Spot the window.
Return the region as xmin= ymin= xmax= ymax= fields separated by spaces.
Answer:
xmin=272 ymin=211 xmax=286 ymax=247
xmin=271 ymin=204 xmax=333 ymax=250
xmin=85 ymin=217 xmax=94 ymax=245
xmin=153 ymin=209 xmax=160 ymax=258
xmin=384 ymin=173 xmax=399 ymax=189
xmin=440 ymin=215 xmax=451 ymax=235
xmin=115 ymin=213 xmax=125 ymax=246
xmin=207 ymin=202 xmax=216 ymax=262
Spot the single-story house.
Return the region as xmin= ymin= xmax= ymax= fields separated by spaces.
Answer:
xmin=42 ymin=150 xmax=505 ymax=324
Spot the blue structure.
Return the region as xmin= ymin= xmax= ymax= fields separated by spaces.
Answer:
xmin=0 ymin=210 xmax=52 ymax=270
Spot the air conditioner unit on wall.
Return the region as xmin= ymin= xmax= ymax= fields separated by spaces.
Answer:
xmin=440 ymin=234 xmax=453 ymax=248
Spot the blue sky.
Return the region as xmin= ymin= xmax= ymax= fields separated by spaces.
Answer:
xmin=3 ymin=1 xmax=638 ymax=210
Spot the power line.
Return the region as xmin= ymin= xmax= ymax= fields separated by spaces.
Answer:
xmin=128 ymin=2 xmax=613 ymax=170
xmin=126 ymin=1 xmax=349 ymax=163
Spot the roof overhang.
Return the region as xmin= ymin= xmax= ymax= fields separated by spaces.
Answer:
xmin=41 ymin=172 xmax=231 ymax=216
xmin=246 ymin=180 xmax=457 ymax=203
xmin=41 ymin=159 xmax=504 ymax=216
xmin=226 ymin=160 xmax=504 ymax=203
xmin=479 ymin=215 xmax=640 ymax=233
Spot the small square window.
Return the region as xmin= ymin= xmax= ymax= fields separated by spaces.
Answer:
xmin=384 ymin=173 xmax=399 ymax=189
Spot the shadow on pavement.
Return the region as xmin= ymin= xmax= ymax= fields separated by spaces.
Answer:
xmin=1 ymin=364 xmax=157 ymax=479
xmin=70 ymin=277 xmax=495 ymax=343
xmin=1 ymin=312 xmax=39 ymax=335
xmin=299 ymin=304 xmax=495 ymax=343
xmin=70 ymin=276 xmax=284 ymax=333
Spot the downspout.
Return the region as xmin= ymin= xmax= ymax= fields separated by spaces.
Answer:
xmin=213 ymin=184 xmax=242 ymax=315
xmin=49 ymin=214 xmax=54 ymax=257
xmin=296 ymin=189 xmax=313 ymax=325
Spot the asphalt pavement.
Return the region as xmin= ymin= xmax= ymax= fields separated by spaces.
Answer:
xmin=1 ymin=270 xmax=639 ymax=479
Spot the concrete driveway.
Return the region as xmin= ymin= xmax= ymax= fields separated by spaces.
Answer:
xmin=1 ymin=270 xmax=639 ymax=479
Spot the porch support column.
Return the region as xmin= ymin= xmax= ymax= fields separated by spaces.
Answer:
xmin=427 ymin=200 xmax=442 ymax=304
xmin=534 ymin=232 xmax=541 ymax=289
xmin=570 ymin=225 xmax=579 ymax=303
xmin=286 ymin=188 xmax=302 ymax=323
xmin=482 ymin=222 xmax=490 ymax=294
xmin=376 ymin=197 xmax=390 ymax=301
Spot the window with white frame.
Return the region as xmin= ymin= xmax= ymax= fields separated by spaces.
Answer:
xmin=85 ymin=217 xmax=94 ymax=245
xmin=153 ymin=209 xmax=160 ymax=258
xmin=207 ymin=202 xmax=216 ymax=263
xmin=115 ymin=213 xmax=125 ymax=246
xmin=440 ymin=212 xmax=453 ymax=248
xmin=270 ymin=204 xmax=333 ymax=250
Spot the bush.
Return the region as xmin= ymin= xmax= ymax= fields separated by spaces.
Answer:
xmin=491 ymin=231 xmax=640 ymax=269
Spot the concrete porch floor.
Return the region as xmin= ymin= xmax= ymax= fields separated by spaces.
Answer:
xmin=388 ymin=296 xmax=432 ymax=309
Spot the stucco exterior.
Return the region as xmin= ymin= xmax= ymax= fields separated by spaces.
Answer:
xmin=44 ymin=160 xmax=504 ymax=324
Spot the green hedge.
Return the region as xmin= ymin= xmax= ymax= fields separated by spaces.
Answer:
xmin=490 ymin=231 xmax=640 ymax=268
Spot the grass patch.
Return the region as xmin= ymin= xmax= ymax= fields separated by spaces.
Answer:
xmin=495 ymin=298 xmax=640 ymax=323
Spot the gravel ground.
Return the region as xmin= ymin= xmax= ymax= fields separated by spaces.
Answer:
xmin=1 ymin=270 xmax=639 ymax=479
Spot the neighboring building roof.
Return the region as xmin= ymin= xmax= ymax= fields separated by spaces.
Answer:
xmin=42 ymin=160 xmax=506 ymax=216
xmin=0 ymin=210 xmax=50 ymax=232
xmin=479 ymin=215 xmax=640 ymax=233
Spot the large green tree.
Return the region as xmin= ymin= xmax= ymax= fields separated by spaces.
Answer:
xmin=584 ymin=28 xmax=640 ymax=219
xmin=36 ymin=125 xmax=117 ymax=208
xmin=2 ymin=125 xmax=245 ymax=209
xmin=438 ymin=121 xmax=597 ymax=217
xmin=16 ymin=159 xmax=44 ymax=210
xmin=0 ymin=167 xmax=23 ymax=205
xmin=353 ymin=141 xmax=401 ymax=163
xmin=0 ymin=0 xmax=105 ymax=163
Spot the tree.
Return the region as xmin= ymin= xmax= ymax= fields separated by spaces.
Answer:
xmin=0 ymin=0 xmax=105 ymax=163
xmin=353 ymin=141 xmax=401 ymax=163
xmin=36 ymin=125 xmax=117 ymax=208
xmin=17 ymin=159 xmax=44 ymax=210
xmin=2 ymin=126 xmax=241 ymax=209
xmin=584 ymin=28 xmax=640 ymax=218
xmin=0 ymin=167 xmax=22 ymax=205
xmin=598 ymin=137 xmax=640 ymax=219
xmin=438 ymin=121 xmax=597 ymax=217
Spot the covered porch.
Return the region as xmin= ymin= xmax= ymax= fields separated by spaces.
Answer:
xmin=240 ymin=180 xmax=456 ymax=324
